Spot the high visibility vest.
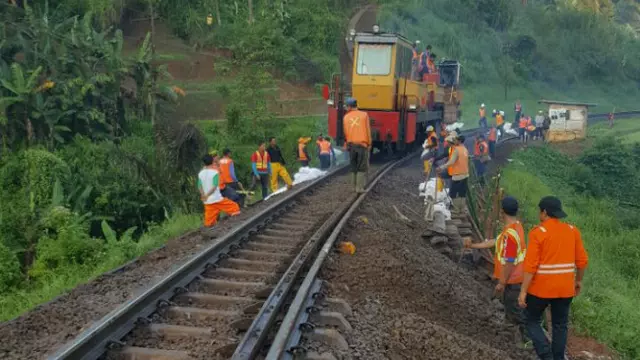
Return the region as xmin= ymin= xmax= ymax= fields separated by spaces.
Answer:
xmin=319 ymin=140 xmax=331 ymax=154
xmin=447 ymin=145 xmax=469 ymax=176
xmin=488 ymin=128 xmax=497 ymax=141
xmin=254 ymin=151 xmax=269 ymax=171
xmin=298 ymin=143 xmax=308 ymax=160
xmin=496 ymin=114 xmax=504 ymax=126
xmin=519 ymin=118 xmax=528 ymax=129
xmin=219 ymin=157 xmax=234 ymax=184
xmin=426 ymin=132 xmax=438 ymax=148
xmin=474 ymin=141 xmax=488 ymax=156
xmin=494 ymin=223 xmax=526 ymax=284
xmin=479 ymin=108 xmax=486 ymax=117
xmin=343 ymin=110 xmax=371 ymax=147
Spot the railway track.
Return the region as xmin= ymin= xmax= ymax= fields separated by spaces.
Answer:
xmin=49 ymin=155 xmax=409 ymax=360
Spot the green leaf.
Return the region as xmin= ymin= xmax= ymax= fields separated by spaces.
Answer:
xmin=101 ymin=220 xmax=118 ymax=245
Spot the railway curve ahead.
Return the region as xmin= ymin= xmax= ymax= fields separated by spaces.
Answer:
xmin=47 ymin=154 xmax=409 ymax=360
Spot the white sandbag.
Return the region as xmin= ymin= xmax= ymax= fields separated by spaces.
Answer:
xmin=503 ymin=122 xmax=518 ymax=136
xmin=434 ymin=203 xmax=452 ymax=220
xmin=265 ymin=167 xmax=327 ymax=200
xmin=446 ymin=122 xmax=464 ymax=132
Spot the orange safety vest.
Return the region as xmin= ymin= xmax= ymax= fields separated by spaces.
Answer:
xmin=219 ymin=157 xmax=234 ymax=185
xmin=524 ymin=218 xmax=589 ymax=298
xmin=343 ymin=109 xmax=372 ymax=147
xmin=474 ymin=140 xmax=488 ymax=156
xmin=494 ymin=222 xmax=526 ymax=284
xmin=496 ymin=114 xmax=504 ymax=126
xmin=488 ymin=128 xmax=497 ymax=142
xmin=479 ymin=108 xmax=486 ymax=117
xmin=426 ymin=132 xmax=438 ymax=148
xmin=319 ymin=140 xmax=332 ymax=154
xmin=447 ymin=145 xmax=469 ymax=176
xmin=298 ymin=143 xmax=308 ymax=160
xmin=519 ymin=117 xmax=528 ymax=129
xmin=254 ymin=150 xmax=269 ymax=172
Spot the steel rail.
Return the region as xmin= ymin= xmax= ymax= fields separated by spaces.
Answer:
xmin=265 ymin=153 xmax=416 ymax=359
xmin=48 ymin=163 xmax=353 ymax=360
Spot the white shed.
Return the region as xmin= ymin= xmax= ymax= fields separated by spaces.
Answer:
xmin=538 ymin=100 xmax=597 ymax=142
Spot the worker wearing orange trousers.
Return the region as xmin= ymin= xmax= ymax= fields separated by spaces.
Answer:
xmin=518 ymin=196 xmax=589 ymax=360
xmin=465 ymin=196 xmax=529 ymax=346
xmin=198 ymin=154 xmax=241 ymax=227
xmin=343 ymin=97 xmax=372 ymax=193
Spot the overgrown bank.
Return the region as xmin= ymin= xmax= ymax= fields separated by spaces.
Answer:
xmin=500 ymin=138 xmax=640 ymax=359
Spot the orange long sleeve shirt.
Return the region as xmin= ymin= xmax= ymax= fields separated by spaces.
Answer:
xmin=524 ymin=218 xmax=589 ymax=298
xmin=343 ymin=109 xmax=372 ymax=148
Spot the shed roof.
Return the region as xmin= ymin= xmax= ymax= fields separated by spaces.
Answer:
xmin=538 ymin=99 xmax=598 ymax=107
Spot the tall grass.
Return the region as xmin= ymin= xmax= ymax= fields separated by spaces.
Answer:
xmin=501 ymin=147 xmax=640 ymax=359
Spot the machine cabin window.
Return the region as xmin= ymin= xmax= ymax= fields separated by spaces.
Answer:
xmin=356 ymin=44 xmax=392 ymax=75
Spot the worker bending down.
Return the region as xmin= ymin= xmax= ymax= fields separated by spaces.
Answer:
xmin=343 ymin=97 xmax=372 ymax=193
xmin=465 ymin=196 xmax=529 ymax=347
xmin=437 ymin=132 xmax=469 ymax=216
xmin=519 ymin=196 xmax=589 ymax=360
xmin=318 ymin=137 xmax=336 ymax=170
xmin=198 ymin=154 xmax=241 ymax=227
xmin=422 ymin=125 xmax=439 ymax=176
xmin=267 ymin=137 xmax=293 ymax=193
xmin=297 ymin=137 xmax=312 ymax=167
xmin=218 ymin=149 xmax=245 ymax=207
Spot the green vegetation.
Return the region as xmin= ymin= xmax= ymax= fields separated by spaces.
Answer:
xmin=588 ymin=117 xmax=640 ymax=143
xmin=501 ymin=142 xmax=640 ymax=359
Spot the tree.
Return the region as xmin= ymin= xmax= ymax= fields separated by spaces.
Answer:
xmin=0 ymin=63 xmax=42 ymax=147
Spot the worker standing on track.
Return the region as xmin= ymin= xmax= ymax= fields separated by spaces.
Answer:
xmin=473 ymin=133 xmax=490 ymax=183
xmin=318 ymin=137 xmax=335 ymax=170
xmin=315 ymin=134 xmax=324 ymax=157
xmin=297 ymin=137 xmax=312 ymax=167
xmin=479 ymin=104 xmax=488 ymax=129
xmin=514 ymin=100 xmax=523 ymax=126
xmin=496 ymin=111 xmax=505 ymax=139
xmin=218 ymin=149 xmax=245 ymax=208
xmin=198 ymin=154 xmax=241 ymax=227
xmin=519 ymin=114 xmax=529 ymax=143
xmin=534 ymin=111 xmax=545 ymax=141
xmin=488 ymin=125 xmax=497 ymax=158
xmin=437 ymin=132 xmax=469 ymax=215
xmin=518 ymin=196 xmax=589 ymax=360
xmin=422 ymin=125 xmax=439 ymax=176
xmin=543 ymin=113 xmax=551 ymax=142
xmin=343 ymin=97 xmax=372 ymax=194
xmin=267 ymin=137 xmax=293 ymax=193
xmin=464 ymin=196 xmax=529 ymax=347
xmin=251 ymin=141 xmax=271 ymax=200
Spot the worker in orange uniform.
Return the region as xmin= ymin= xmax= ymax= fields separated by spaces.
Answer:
xmin=318 ymin=137 xmax=335 ymax=170
xmin=251 ymin=141 xmax=271 ymax=199
xmin=315 ymin=134 xmax=324 ymax=156
xmin=473 ymin=133 xmax=490 ymax=183
xmin=479 ymin=103 xmax=487 ymax=129
xmin=219 ymin=149 xmax=245 ymax=207
xmin=343 ymin=97 xmax=371 ymax=193
xmin=297 ymin=137 xmax=311 ymax=167
xmin=496 ymin=110 xmax=505 ymax=139
xmin=465 ymin=196 xmax=529 ymax=346
xmin=411 ymin=41 xmax=421 ymax=81
xmin=267 ymin=137 xmax=293 ymax=193
xmin=518 ymin=114 xmax=530 ymax=143
xmin=514 ymin=99 xmax=523 ymax=126
xmin=436 ymin=132 xmax=469 ymax=215
xmin=198 ymin=154 xmax=241 ymax=227
xmin=421 ymin=125 xmax=439 ymax=176
xmin=488 ymin=125 xmax=497 ymax=158
xmin=518 ymin=196 xmax=589 ymax=360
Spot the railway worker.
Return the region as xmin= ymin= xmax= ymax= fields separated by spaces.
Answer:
xmin=198 ymin=154 xmax=241 ymax=227
xmin=219 ymin=149 xmax=245 ymax=208
xmin=518 ymin=114 xmax=529 ymax=143
xmin=514 ymin=100 xmax=523 ymax=126
xmin=534 ymin=111 xmax=545 ymax=140
xmin=318 ymin=137 xmax=335 ymax=170
xmin=343 ymin=97 xmax=372 ymax=193
xmin=473 ymin=133 xmax=490 ymax=183
xmin=436 ymin=132 xmax=469 ymax=216
xmin=608 ymin=112 xmax=614 ymax=128
xmin=488 ymin=125 xmax=497 ymax=158
xmin=422 ymin=125 xmax=439 ymax=176
xmin=518 ymin=196 xmax=589 ymax=360
xmin=479 ymin=103 xmax=488 ymax=129
xmin=427 ymin=53 xmax=437 ymax=74
xmin=251 ymin=141 xmax=271 ymax=199
xmin=296 ymin=137 xmax=312 ymax=167
xmin=316 ymin=134 xmax=324 ymax=156
xmin=419 ymin=44 xmax=432 ymax=79
xmin=267 ymin=137 xmax=293 ymax=193
xmin=496 ymin=110 xmax=506 ymax=139
xmin=464 ymin=196 xmax=529 ymax=347
xmin=543 ymin=114 xmax=551 ymax=142
xmin=411 ymin=41 xmax=421 ymax=80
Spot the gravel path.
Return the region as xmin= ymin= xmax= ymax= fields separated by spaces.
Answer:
xmin=310 ymin=158 xmax=536 ymax=359
xmin=0 ymin=166 xmax=370 ymax=360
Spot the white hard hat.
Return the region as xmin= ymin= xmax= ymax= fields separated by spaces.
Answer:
xmin=426 ymin=125 xmax=434 ymax=132
xmin=500 ymin=110 xmax=505 ymax=115
xmin=493 ymin=109 xmax=497 ymax=113
xmin=481 ymin=103 xmax=485 ymax=107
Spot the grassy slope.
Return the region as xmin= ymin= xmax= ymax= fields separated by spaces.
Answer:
xmin=500 ymin=118 xmax=640 ymax=359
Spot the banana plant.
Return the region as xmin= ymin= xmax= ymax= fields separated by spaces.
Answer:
xmin=0 ymin=63 xmax=42 ymax=147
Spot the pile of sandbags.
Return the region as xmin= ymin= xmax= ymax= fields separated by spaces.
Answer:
xmin=265 ymin=167 xmax=327 ymax=200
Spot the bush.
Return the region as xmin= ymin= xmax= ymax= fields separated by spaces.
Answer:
xmin=0 ymin=242 xmax=21 ymax=292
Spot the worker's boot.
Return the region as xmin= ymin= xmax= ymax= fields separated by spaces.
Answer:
xmin=451 ymin=198 xmax=465 ymax=218
xmin=351 ymin=172 xmax=358 ymax=193
xmin=355 ymin=172 xmax=366 ymax=194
